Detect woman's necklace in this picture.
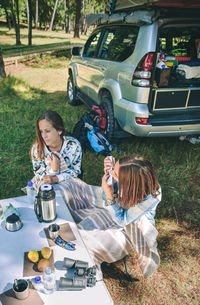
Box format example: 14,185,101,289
49,138,63,152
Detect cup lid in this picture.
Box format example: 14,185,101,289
6,213,20,224
40,184,52,191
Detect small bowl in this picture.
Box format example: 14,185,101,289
5,213,23,232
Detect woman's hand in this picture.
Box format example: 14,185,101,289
42,175,58,184
102,173,114,200
104,156,115,174
48,153,60,172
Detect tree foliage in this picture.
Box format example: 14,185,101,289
0,0,110,45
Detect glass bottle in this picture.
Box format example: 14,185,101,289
42,267,56,294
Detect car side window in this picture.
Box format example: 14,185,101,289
83,31,102,58
99,31,115,59
99,26,139,62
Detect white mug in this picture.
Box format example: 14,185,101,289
13,279,29,300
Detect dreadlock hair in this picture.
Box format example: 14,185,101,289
30,110,66,160
117,154,160,209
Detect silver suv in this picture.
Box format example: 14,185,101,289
67,1,200,139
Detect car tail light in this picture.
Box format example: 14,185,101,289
142,53,154,71
135,117,148,125
132,79,150,87
132,52,154,87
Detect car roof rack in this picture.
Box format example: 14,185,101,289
111,0,200,13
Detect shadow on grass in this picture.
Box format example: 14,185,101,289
1,74,200,230
102,262,130,281
1,57,200,305
101,261,139,283
0,29,71,41
28,34,68,40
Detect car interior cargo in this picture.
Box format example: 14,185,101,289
152,14,200,112
112,0,200,122
68,0,200,138
112,1,200,100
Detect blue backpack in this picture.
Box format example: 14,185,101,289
72,110,113,155
87,127,113,155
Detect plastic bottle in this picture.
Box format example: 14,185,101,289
27,180,35,204
32,276,44,292
42,267,56,294
156,61,167,69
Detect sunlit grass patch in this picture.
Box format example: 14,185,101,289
102,219,200,305
0,53,200,305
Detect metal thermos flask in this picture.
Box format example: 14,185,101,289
34,184,56,222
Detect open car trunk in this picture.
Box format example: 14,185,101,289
150,12,200,114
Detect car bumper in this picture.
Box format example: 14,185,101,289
115,98,200,137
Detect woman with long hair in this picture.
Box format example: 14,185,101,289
102,154,161,226
30,110,82,190
60,154,161,278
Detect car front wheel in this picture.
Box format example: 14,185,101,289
67,74,80,106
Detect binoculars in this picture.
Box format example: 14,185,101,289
59,257,97,290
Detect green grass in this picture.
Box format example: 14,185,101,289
0,75,85,198
1,73,200,225
1,50,200,305
0,23,87,52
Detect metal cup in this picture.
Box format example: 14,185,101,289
48,223,60,240
13,279,29,300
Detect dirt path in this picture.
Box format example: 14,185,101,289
5,60,68,92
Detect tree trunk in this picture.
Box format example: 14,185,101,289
0,50,6,79
26,0,29,26
39,15,42,29
81,0,87,35
82,18,87,35
28,0,32,45
10,0,21,45
35,0,38,29
15,0,21,42
4,7,12,30
48,0,59,31
67,0,70,33
63,0,67,33
1,0,13,29
74,0,82,38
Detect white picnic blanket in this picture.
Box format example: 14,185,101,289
58,178,160,278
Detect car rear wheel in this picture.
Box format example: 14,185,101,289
67,74,81,106
102,97,115,140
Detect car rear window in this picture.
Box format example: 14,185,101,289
158,25,200,59
99,26,139,62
